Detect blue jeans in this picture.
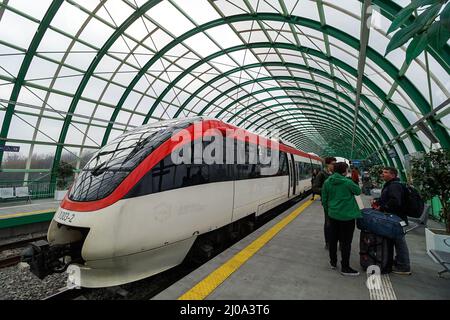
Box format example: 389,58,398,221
393,235,410,270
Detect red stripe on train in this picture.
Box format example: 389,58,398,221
61,119,321,212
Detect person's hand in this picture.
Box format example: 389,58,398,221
371,199,380,210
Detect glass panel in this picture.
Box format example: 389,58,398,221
291,0,320,20
35,118,63,143
28,144,54,170
7,114,35,142
0,9,39,49
51,1,89,36
324,5,360,39
78,19,115,47
148,1,195,37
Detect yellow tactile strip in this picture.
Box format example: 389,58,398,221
0,209,57,220
178,199,314,300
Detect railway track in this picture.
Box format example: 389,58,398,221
43,287,91,300
0,235,47,269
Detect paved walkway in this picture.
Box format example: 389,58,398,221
0,198,59,219
154,195,450,300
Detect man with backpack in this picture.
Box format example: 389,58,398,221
372,167,411,275
313,157,337,250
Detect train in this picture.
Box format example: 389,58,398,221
22,117,322,288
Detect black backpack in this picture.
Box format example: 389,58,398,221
400,183,424,218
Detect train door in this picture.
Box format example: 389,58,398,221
288,154,296,196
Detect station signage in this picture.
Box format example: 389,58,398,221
0,145,20,152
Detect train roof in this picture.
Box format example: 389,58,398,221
125,118,322,162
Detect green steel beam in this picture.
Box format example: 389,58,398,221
240,102,389,154
247,103,376,146
351,0,372,159
259,115,374,157
1,0,446,186
270,120,373,159
283,125,396,168
97,14,448,147
194,63,412,154
0,0,64,163
280,124,373,160
235,91,366,128
51,0,162,187
243,99,355,127
247,96,408,159
188,58,422,155
243,101,373,147
192,47,418,142
230,88,394,153
194,74,415,157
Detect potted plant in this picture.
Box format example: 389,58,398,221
410,149,450,260
54,161,75,201
368,164,384,197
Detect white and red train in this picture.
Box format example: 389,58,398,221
23,117,322,288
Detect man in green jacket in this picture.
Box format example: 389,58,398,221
312,157,336,249
322,162,362,276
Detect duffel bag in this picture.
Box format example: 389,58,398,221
356,208,405,239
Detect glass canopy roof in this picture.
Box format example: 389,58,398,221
0,0,449,183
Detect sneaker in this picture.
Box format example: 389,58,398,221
340,267,360,276
392,266,411,275
330,261,337,270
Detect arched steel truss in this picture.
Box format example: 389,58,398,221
0,0,448,186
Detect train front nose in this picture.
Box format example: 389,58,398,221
22,219,90,279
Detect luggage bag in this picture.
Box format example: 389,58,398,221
357,208,405,239
359,230,394,274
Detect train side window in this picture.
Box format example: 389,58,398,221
187,164,209,185
278,152,289,176
174,161,189,188
235,140,258,180
296,161,301,181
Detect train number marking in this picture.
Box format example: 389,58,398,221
57,210,75,223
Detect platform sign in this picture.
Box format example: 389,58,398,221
350,159,362,168
0,145,20,152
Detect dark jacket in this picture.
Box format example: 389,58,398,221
321,173,362,221
312,170,331,195
378,178,408,222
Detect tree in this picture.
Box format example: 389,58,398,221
368,164,385,188
410,149,450,233
385,0,450,64
55,161,75,190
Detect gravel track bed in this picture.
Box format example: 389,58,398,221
0,264,66,300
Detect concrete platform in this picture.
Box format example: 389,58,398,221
0,198,59,219
153,196,450,300
0,199,58,238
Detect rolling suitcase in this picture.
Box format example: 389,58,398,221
359,230,394,274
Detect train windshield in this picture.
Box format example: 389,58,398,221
68,118,199,202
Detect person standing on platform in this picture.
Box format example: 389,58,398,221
321,162,362,276
351,167,360,185
312,157,337,250
371,167,411,275
361,171,372,195
311,168,318,200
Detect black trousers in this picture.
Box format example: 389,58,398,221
329,217,355,268
324,210,330,244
